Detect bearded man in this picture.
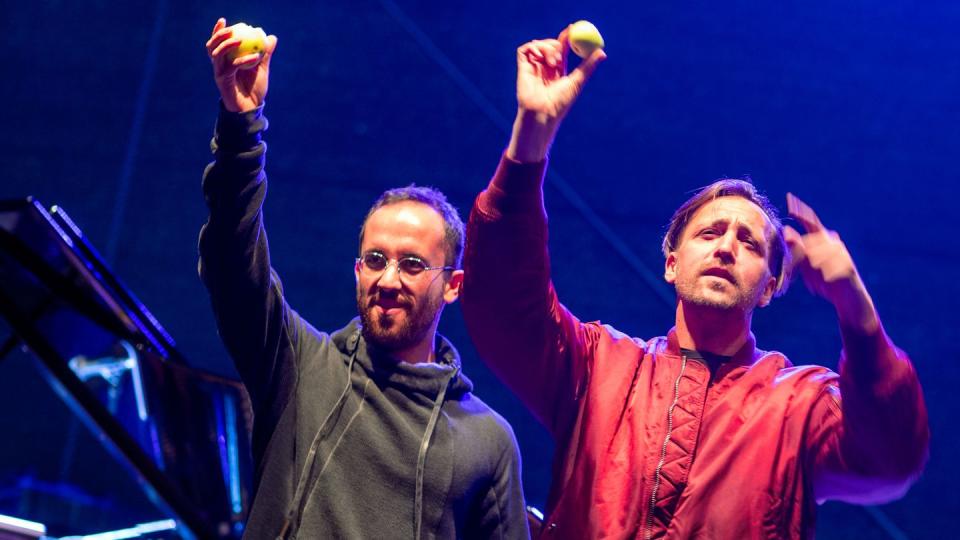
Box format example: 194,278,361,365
460,28,929,538
198,19,528,539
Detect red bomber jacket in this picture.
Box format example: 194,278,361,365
460,156,929,539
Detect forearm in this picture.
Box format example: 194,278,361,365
198,104,294,399
835,320,929,487
201,102,268,218
833,275,927,469
830,270,880,336
791,209,930,500
505,109,561,163
462,155,586,435
199,103,271,296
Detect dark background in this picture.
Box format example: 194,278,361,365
2,1,955,537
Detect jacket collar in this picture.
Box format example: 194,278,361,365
663,326,772,368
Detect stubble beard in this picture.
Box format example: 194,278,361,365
357,288,443,352
675,273,763,314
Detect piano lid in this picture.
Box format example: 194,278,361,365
0,199,253,539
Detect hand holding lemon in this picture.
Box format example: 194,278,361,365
507,21,606,162
205,18,277,112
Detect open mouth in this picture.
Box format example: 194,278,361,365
702,267,736,284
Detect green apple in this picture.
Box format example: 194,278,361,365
228,23,267,69
568,20,604,59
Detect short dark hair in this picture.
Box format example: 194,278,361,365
662,178,789,297
359,185,465,267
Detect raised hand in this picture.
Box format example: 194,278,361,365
506,27,606,163
205,18,278,113
784,193,879,333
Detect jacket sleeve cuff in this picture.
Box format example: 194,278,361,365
478,153,548,218
212,101,268,153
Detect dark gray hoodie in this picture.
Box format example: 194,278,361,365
198,105,529,539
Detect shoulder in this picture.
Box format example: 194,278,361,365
449,393,520,453
581,320,652,352
290,313,335,352
296,318,356,377
760,355,842,412
745,352,839,391
770,357,839,387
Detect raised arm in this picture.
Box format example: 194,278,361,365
785,194,929,503
461,29,605,437
197,19,291,413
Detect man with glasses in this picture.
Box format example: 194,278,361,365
460,29,928,538
198,19,528,539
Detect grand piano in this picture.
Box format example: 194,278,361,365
0,198,254,539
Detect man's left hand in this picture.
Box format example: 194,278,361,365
784,193,880,334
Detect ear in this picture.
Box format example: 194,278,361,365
664,253,678,284
354,259,361,284
443,270,464,304
757,274,777,308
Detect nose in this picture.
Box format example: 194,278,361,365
376,260,403,290
714,231,737,262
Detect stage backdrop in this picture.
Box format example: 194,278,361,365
2,1,955,537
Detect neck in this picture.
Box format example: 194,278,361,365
394,337,436,364
674,301,753,357
393,318,441,364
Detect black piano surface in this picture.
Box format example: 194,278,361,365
0,198,254,539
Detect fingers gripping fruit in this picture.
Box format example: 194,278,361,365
228,23,268,69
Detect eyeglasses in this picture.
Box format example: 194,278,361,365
356,252,455,279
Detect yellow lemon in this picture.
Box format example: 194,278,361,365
568,20,604,59
228,23,267,69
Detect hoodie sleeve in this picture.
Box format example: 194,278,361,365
807,323,929,504
197,103,300,417
471,421,530,540
461,154,596,440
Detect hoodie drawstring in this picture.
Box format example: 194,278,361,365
413,368,457,540
277,349,358,540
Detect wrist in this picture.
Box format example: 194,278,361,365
831,276,880,335
505,109,560,163
214,101,267,151
219,91,260,114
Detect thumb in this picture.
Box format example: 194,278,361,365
558,24,605,91
569,48,606,88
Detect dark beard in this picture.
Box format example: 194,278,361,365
356,290,442,352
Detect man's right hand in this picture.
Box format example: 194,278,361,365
205,18,278,113
506,27,605,163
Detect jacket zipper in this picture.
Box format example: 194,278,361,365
644,355,688,540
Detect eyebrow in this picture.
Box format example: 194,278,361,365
695,218,769,253
691,218,729,232
400,251,428,261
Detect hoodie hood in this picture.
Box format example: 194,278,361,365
332,317,474,399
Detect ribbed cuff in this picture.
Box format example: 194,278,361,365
212,101,268,153
480,153,548,216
